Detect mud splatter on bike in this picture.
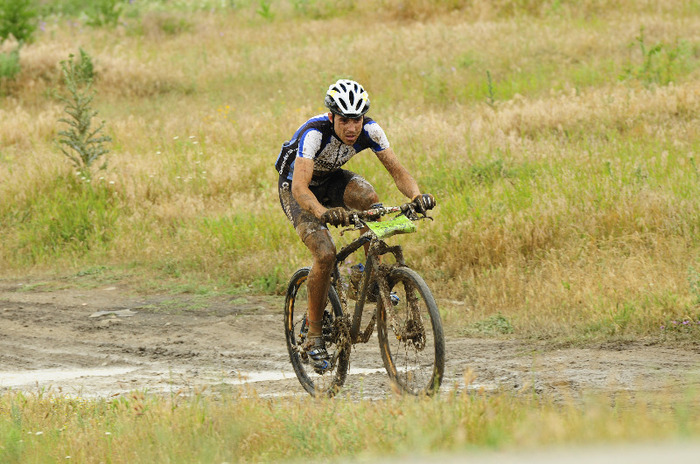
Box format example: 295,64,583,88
283,202,445,397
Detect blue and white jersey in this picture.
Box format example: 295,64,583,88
275,114,390,186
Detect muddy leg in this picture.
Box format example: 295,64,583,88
302,229,337,336
343,176,380,211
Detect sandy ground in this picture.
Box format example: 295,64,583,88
2,278,700,401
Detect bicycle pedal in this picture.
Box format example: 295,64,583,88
313,359,332,374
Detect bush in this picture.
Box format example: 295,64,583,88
0,0,37,43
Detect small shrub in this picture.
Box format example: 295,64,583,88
0,0,37,43
56,49,111,177
0,0,37,87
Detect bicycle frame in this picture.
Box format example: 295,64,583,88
331,217,411,345
283,202,444,397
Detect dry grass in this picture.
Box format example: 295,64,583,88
1,0,699,339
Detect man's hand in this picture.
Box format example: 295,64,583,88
411,194,436,214
321,207,350,227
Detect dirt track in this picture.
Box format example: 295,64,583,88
2,278,700,399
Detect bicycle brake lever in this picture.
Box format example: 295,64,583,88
418,212,434,221
404,205,420,220
404,205,433,221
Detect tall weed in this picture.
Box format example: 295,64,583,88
57,49,111,177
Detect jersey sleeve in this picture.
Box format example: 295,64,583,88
298,129,323,160
364,121,390,152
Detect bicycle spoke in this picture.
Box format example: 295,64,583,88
284,268,350,397
377,267,444,395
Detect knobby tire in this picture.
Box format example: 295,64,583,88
284,267,350,397
377,266,445,395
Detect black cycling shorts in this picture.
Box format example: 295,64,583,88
278,169,363,240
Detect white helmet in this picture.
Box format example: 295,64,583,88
324,79,370,118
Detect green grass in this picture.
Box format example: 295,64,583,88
2,174,121,266
2,386,700,463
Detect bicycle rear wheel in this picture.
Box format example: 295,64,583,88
377,266,445,396
284,267,350,397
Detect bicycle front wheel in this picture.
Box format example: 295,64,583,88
284,267,350,397
377,266,445,396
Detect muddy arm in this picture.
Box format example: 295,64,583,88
291,157,327,219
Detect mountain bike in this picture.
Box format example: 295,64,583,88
283,203,445,397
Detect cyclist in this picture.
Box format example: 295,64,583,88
275,79,435,372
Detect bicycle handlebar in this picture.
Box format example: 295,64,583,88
333,202,432,227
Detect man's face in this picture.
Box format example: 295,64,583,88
331,114,363,145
